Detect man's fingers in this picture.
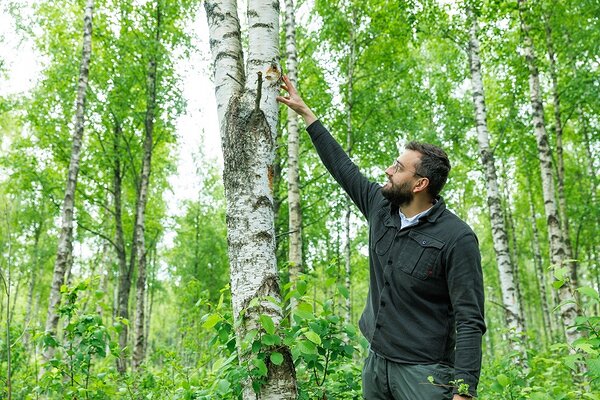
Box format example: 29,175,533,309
276,96,290,105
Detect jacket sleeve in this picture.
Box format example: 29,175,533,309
444,232,486,398
306,120,380,218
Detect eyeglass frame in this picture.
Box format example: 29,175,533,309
391,159,426,178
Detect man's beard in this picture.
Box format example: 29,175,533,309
382,180,414,207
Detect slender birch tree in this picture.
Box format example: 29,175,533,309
284,0,302,312
43,0,94,361
205,0,297,398
517,0,579,344
132,0,161,370
543,16,579,288
466,6,526,358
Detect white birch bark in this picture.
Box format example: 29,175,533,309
467,9,526,357
133,3,160,369
205,0,297,398
527,186,554,342
517,0,580,344
284,0,302,311
544,19,579,287
44,0,94,361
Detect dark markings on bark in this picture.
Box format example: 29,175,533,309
251,23,274,30
223,31,240,40
204,6,224,24
215,50,242,63
254,195,272,210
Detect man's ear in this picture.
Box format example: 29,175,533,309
413,177,430,194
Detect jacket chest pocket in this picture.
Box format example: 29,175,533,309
399,231,444,280
374,227,395,256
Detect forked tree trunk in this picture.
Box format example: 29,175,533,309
132,1,161,370
517,0,579,344
205,0,297,398
467,8,527,360
44,0,94,361
284,0,302,311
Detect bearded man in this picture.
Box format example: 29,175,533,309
277,75,486,400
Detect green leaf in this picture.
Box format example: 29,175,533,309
294,302,314,320
552,280,565,289
297,340,317,355
586,357,600,378
496,374,510,387
304,330,322,345
252,358,268,377
297,280,307,296
563,354,580,371
577,286,600,302
202,314,222,330
259,314,276,335
337,283,349,299
574,341,598,356
270,352,284,365
262,334,281,346
216,379,230,394
554,267,569,281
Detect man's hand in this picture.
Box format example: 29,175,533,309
276,75,317,126
453,395,471,400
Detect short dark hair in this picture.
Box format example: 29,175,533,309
405,141,451,198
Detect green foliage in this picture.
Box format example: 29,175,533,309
39,280,116,399
197,276,363,399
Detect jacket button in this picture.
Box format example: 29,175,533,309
380,301,386,307
387,259,393,265
422,240,427,245
376,323,382,329
384,281,390,286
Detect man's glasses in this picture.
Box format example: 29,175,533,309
391,159,425,178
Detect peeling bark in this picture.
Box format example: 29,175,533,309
205,0,297,398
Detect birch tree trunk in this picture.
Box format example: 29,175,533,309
527,185,553,342
112,118,132,374
132,2,160,369
284,0,302,312
517,0,580,344
44,0,94,361
467,8,526,358
544,18,578,287
205,0,297,398
343,8,356,325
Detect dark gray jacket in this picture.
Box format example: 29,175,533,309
307,120,486,397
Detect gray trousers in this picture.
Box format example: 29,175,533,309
362,351,454,400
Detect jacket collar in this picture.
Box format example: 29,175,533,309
387,196,446,226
